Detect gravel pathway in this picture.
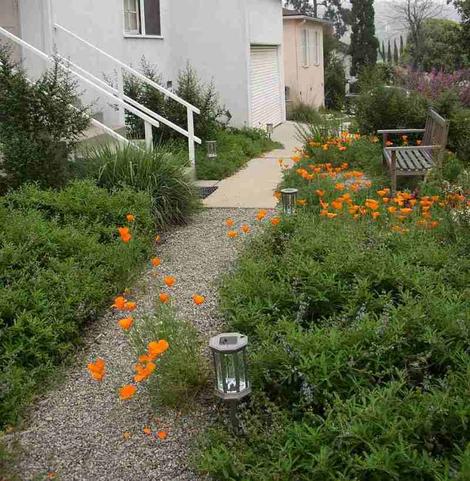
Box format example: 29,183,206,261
11,208,266,481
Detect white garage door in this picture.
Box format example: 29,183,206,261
250,45,283,128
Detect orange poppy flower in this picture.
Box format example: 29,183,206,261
297,199,307,206
387,206,397,214
157,431,168,440
386,140,393,146
118,227,132,243
416,140,422,145
339,146,347,151
164,276,176,287
241,224,251,234
151,257,161,267
400,208,413,215
126,214,135,222
112,296,127,310
148,340,170,358
143,427,152,435
256,209,267,221
365,199,379,211
320,199,329,209
270,217,281,226
382,197,390,204
315,189,325,197
124,301,137,311
377,189,389,197
291,155,301,163
371,212,380,220
326,213,338,219
122,431,132,440
87,358,106,381
119,384,137,400
118,317,134,331
335,183,345,191
225,218,235,228
134,361,156,382
227,230,238,239
371,136,379,143
155,235,161,243
159,293,170,303
331,200,343,210
192,294,205,305
274,191,281,200
429,220,439,229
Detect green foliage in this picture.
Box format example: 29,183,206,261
349,0,379,76
448,108,470,163
196,128,282,180
325,56,346,111
408,18,468,72
356,64,394,93
356,85,428,133
80,145,200,228
0,180,154,427
288,103,322,123
0,47,89,192
129,304,208,409
124,61,226,143
197,143,470,478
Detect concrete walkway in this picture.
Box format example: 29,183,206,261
202,121,301,208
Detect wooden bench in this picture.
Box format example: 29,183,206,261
377,109,449,192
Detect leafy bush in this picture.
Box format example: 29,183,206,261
0,180,154,427
324,56,346,111
288,103,322,123
0,47,89,192
356,85,428,134
197,139,470,480
79,145,200,228
448,108,470,163
129,304,208,409
196,127,282,180
124,61,226,143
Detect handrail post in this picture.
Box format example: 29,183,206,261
187,108,196,174
144,121,153,149
117,66,125,126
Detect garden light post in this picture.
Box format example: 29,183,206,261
281,188,298,215
206,140,217,160
209,333,250,432
266,123,274,139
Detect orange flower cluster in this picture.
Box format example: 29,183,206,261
112,296,137,312
118,226,132,243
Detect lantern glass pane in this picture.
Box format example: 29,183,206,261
214,352,224,392
281,188,298,215
206,141,217,159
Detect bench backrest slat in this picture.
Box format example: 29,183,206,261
422,109,450,161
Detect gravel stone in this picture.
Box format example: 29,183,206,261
10,208,269,481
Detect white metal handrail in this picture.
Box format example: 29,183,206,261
0,26,201,163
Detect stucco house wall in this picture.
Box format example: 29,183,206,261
11,0,284,129
283,17,325,109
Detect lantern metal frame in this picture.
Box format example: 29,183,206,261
209,332,251,401
281,187,298,215
206,140,218,159
266,123,274,139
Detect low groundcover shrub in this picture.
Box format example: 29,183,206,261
197,136,470,480
0,180,154,427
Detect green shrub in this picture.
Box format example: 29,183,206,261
196,127,282,180
80,145,200,228
129,304,208,409
288,103,322,123
0,180,154,427
448,108,470,163
356,85,428,134
124,60,226,143
324,56,346,111
0,47,89,192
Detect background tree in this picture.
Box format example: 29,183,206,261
448,0,470,50
393,39,400,63
400,35,405,55
387,40,392,63
390,0,443,68
380,40,387,61
284,0,351,37
406,18,468,70
349,0,379,76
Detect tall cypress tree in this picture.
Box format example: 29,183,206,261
348,0,379,76
393,39,399,64
380,40,386,61
400,35,404,55
387,40,392,63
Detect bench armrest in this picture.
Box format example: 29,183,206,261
377,129,426,134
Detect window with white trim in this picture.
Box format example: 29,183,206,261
310,30,320,66
123,0,161,36
301,28,309,67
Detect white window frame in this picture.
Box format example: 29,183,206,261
311,30,320,66
123,0,163,39
301,28,310,67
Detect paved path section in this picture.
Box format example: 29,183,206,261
11,208,265,481
203,121,302,208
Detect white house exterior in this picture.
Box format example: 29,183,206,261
0,0,286,134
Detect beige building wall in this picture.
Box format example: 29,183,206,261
0,0,21,61
283,19,325,110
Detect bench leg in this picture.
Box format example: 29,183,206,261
391,172,397,193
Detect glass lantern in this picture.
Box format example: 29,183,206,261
266,123,274,139
206,140,217,159
209,333,251,401
281,188,298,215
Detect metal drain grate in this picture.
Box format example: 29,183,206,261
198,186,218,199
